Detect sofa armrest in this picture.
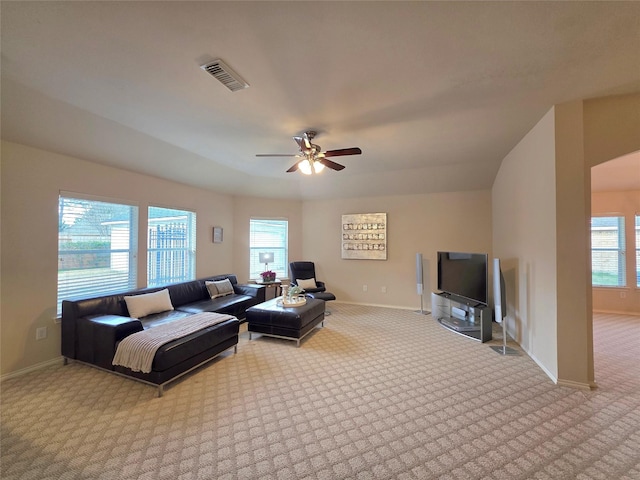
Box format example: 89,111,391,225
234,283,266,303
79,315,143,370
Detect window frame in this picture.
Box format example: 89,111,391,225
591,215,626,288
633,213,640,288
147,205,197,288
57,193,138,314
249,218,289,280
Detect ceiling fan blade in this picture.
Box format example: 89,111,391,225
318,158,345,171
323,147,362,157
256,154,299,157
286,161,300,173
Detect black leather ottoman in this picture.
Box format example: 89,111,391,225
246,297,325,347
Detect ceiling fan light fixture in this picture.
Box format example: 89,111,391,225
299,159,325,175
299,159,313,175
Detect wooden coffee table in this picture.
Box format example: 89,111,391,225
245,297,325,347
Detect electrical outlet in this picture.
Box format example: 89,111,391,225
381,286,387,293
620,291,626,299
36,327,47,340
363,284,368,292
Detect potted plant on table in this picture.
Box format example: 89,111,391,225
260,270,277,283
282,284,305,305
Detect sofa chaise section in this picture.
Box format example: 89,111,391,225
61,274,265,395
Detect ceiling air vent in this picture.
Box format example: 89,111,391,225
200,59,249,92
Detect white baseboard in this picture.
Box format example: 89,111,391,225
1,357,64,382
557,378,598,391
504,332,559,386
526,350,558,385
334,300,424,312
593,309,640,316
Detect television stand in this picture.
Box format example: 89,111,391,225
431,292,492,342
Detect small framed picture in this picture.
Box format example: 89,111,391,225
212,226,223,243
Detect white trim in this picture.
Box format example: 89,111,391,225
1,357,64,382
557,378,598,391
526,349,559,385
333,300,418,311
593,309,640,316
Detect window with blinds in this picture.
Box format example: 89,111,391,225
636,215,640,288
57,195,138,314
147,206,196,287
249,218,288,280
591,215,626,287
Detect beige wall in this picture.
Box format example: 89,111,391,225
492,108,559,380
1,141,237,376
591,190,640,314
301,192,492,309
584,93,640,168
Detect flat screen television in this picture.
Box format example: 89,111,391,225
437,251,488,306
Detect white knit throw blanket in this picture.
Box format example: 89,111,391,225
112,312,235,373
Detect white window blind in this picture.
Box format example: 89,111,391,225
591,215,626,287
147,206,196,287
249,218,288,279
57,195,138,314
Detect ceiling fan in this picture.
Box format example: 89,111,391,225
256,131,362,174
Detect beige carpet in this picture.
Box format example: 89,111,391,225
1,305,639,479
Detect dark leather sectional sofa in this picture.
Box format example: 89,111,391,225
61,274,265,396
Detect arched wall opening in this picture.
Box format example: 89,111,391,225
590,150,640,315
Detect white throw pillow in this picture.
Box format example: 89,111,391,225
296,278,317,290
125,289,174,319
211,278,234,298
205,281,219,298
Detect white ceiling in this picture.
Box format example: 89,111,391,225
2,1,639,200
